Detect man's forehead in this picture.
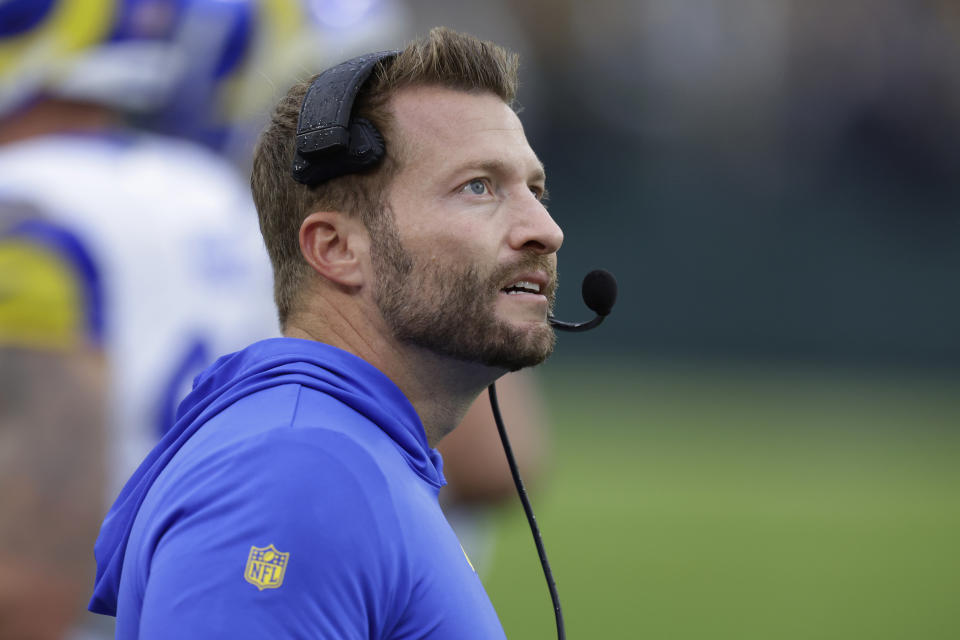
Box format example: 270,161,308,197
387,86,541,176
389,85,519,128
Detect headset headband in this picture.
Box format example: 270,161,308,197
291,50,398,185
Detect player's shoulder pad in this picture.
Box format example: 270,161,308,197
0,216,103,350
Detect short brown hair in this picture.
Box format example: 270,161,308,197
251,27,520,327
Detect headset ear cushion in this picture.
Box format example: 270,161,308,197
347,118,385,167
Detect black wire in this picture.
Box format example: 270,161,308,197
487,382,565,640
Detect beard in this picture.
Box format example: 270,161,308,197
369,210,557,372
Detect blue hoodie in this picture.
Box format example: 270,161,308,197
90,338,506,639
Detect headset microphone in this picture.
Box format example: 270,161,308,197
489,267,617,640
549,269,618,332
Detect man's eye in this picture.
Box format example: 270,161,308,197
465,179,488,195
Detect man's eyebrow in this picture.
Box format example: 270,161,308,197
452,159,547,185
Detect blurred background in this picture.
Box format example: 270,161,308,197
3,0,958,638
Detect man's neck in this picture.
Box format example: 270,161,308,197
285,313,504,448
383,344,503,447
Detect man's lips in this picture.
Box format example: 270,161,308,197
501,280,542,295
499,272,552,297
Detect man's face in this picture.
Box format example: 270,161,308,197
370,86,564,371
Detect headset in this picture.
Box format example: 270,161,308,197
293,51,618,640
291,50,397,186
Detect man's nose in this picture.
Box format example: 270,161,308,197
508,194,564,255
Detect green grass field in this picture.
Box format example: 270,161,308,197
483,360,960,639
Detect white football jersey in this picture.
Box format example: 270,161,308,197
0,132,279,497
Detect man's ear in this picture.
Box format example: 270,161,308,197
298,210,368,288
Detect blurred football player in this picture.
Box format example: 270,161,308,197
0,0,304,635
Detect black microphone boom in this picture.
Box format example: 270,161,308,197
489,268,617,640
549,269,618,332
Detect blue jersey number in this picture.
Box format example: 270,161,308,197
155,337,210,437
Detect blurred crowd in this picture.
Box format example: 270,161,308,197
416,0,960,366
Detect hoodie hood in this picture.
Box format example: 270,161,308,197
89,337,442,615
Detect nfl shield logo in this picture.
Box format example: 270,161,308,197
244,544,289,591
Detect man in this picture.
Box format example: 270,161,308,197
90,27,562,637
